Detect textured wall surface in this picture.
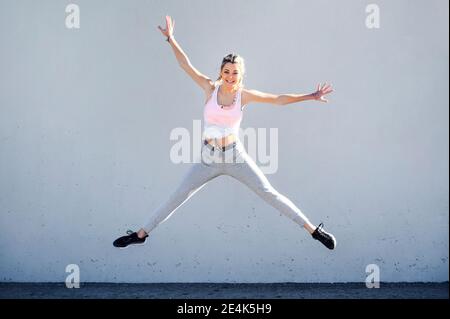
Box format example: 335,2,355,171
0,0,448,283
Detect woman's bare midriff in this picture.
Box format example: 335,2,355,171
205,134,237,148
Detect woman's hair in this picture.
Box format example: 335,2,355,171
216,53,245,88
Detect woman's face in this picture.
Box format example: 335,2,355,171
220,62,242,89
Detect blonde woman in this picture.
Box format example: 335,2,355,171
114,16,336,250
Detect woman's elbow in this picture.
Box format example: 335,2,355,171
178,56,191,69
178,60,189,70
274,96,286,105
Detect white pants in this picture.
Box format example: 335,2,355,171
143,140,311,233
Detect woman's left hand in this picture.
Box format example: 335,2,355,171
312,83,334,102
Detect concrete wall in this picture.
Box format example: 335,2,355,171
0,0,448,283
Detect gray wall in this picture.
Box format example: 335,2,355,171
0,0,448,283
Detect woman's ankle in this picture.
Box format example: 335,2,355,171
137,229,148,239
303,223,316,235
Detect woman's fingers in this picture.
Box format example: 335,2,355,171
320,83,333,93
157,25,168,36
157,25,166,35
314,82,334,100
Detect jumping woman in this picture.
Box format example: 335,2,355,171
113,16,336,250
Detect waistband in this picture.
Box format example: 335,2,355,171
203,139,237,152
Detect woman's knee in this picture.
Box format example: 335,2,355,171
256,185,279,199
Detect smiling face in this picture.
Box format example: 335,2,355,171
220,62,242,89
218,54,246,90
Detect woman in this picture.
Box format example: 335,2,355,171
113,16,336,250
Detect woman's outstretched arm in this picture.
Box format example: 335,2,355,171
243,83,334,106
157,16,214,92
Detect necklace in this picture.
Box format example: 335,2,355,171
218,87,238,109
220,95,237,109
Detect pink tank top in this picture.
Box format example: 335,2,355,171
203,84,243,139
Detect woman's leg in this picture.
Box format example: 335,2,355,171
141,161,221,235
226,150,314,231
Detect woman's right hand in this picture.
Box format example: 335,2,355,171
158,15,175,39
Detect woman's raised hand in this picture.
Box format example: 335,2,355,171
158,15,175,39
312,83,334,103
